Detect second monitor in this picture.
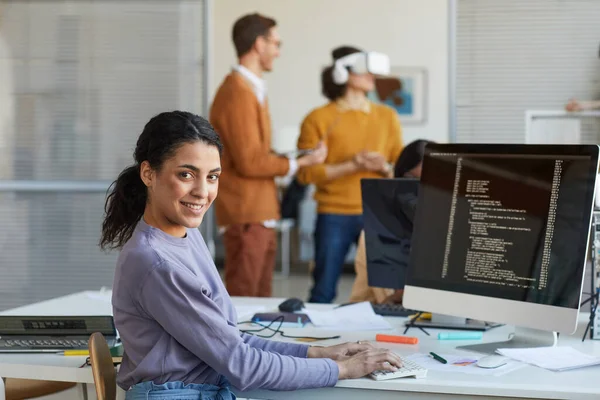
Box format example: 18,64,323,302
403,143,599,351
361,177,419,291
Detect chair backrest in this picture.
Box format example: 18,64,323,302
88,332,117,400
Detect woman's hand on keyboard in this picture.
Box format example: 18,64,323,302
307,341,374,360
335,349,403,380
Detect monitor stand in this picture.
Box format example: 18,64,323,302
457,327,558,355
432,313,466,325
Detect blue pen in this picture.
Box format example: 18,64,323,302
438,332,483,340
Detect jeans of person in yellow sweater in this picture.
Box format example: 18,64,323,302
310,213,363,303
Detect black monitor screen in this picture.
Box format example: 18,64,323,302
361,178,419,290
407,144,598,309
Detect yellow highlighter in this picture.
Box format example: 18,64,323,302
419,312,432,320
408,312,432,321
60,349,89,356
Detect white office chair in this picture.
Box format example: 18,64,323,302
275,219,295,277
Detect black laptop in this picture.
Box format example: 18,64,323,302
0,315,117,352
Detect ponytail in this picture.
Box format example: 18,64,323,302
100,165,147,250
321,65,346,101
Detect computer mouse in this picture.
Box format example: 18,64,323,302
278,298,305,313
476,355,509,369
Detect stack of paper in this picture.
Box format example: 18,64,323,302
303,302,392,331
496,346,600,371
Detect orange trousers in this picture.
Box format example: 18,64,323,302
223,223,276,297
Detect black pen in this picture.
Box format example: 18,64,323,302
430,352,447,364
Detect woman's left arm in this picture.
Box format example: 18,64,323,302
240,333,309,358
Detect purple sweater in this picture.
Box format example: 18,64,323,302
112,219,339,391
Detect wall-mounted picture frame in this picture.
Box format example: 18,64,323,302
368,67,428,124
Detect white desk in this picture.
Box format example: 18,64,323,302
1,291,600,400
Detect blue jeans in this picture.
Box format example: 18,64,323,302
309,213,363,303
125,379,236,400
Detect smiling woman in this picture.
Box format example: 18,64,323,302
139,140,221,238
100,111,402,399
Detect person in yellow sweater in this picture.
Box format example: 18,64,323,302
296,46,403,303
349,139,432,305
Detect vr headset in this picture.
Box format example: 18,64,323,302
332,51,390,85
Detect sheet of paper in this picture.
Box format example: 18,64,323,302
405,353,525,377
303,302,392,331
496,346,600,371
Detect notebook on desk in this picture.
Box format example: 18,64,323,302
0,315,118,353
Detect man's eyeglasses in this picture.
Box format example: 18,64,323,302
262,35,282,49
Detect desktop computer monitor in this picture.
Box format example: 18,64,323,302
360,178,419,289
403,144,599,351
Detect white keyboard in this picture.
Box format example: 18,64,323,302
369,357,428,380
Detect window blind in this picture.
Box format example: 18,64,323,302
454,0,600,143
0,0,207,310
